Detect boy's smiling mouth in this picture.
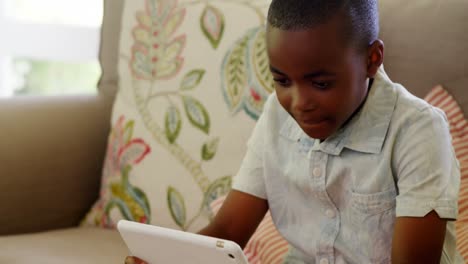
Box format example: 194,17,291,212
296,117,331,131
295,114,329,125
300,118,327,124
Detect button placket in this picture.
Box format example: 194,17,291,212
313,153,339,264
310,152,326,195
308,146,322,198
325,209,336,219
313,167,322,177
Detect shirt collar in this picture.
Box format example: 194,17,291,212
279,67,398,155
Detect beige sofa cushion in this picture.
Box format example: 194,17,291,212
379,0,468,115
0,95,112,235
0,228,127,263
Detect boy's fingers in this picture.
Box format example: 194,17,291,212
124,256,135,264
125,256,147,264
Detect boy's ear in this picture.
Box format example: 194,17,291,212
367,39,384,78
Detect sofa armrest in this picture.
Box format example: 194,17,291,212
0,94,112,235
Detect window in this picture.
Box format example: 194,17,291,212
0,0,103,97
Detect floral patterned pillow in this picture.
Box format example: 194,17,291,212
83,0,273,232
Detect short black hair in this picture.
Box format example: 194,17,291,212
267,0,379,51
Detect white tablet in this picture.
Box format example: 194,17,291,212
118,220,250,264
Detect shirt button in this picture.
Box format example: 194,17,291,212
325,209,336,219
313,167,322,177
429,201,437,208
320,258,329,264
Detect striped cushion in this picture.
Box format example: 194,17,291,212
424,85,468,260
210,197,289,264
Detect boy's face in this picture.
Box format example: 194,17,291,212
266,15,379,140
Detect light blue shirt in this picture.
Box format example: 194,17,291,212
233,68,463,264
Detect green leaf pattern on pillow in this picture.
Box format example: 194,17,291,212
201,137,220,161
130,0,272,230
91,0,273,230
182,95,211,134
180,69,206,91
200,5,225,49
167,186,187,229
164,105,182,143
221,26,274,120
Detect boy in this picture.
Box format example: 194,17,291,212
127,0,462,263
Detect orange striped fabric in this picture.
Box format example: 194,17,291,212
210,197,289,264
424,85,468,261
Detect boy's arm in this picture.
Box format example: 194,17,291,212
391,210,447,264
198,189,269,248
390,107,460,264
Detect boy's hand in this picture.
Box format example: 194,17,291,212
124,256,147,264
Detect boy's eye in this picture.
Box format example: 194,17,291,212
313,81,330,90
273,78,291,87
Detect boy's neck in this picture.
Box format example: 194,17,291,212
320,78,374,143
343,78,373,125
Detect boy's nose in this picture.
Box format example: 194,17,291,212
292,86,316,112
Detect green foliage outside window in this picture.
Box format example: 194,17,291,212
13,59,101,95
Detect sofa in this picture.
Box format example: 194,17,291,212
0,0,467,263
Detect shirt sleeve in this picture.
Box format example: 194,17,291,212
231,98,273,200
394,106,460,219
